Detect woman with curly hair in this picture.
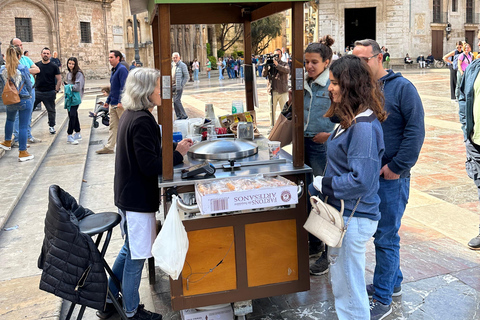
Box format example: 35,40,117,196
310,54,387,320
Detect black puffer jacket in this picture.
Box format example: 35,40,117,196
38,185,107,310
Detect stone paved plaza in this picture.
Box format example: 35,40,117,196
0,67,478,320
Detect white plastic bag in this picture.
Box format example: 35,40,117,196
151,195,189,280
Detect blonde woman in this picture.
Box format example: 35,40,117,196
0,46,34,161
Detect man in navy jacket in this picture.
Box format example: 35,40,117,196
353,39,425,320
97,50,128,154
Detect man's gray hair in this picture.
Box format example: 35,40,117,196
122,68,160,111
354,39,382,54
172,52,180,58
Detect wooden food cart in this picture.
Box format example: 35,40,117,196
130,0,310,311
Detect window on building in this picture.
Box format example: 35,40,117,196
452,0,458,12
80,22,91,43
466,0,474,23
15,18,33,42
433,0,441,23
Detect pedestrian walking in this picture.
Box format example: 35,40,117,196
10,37,41,146
217,57,224,80
96,67,192,320
310,54,387,320
171,52,189,120
457,42,474,100
193,59,199,81
382,48,390,69
353,39,425,320
443,41,463,101
205,60,211,79
0,46,34,162
96,50,128,154
34,47,61,134
64,57,85,145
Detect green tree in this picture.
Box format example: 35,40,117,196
252,14,283,55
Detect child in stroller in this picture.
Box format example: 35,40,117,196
89,101,110,128
89,87,110,128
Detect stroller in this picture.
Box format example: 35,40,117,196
89,101,110,128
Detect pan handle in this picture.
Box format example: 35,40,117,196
176,196,200,214
297,180,304,198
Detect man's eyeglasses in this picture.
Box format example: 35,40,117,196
360,53,379,62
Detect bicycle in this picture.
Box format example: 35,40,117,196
434,59,446,68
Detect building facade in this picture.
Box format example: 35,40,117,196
0,0,129,79
316,0,480,61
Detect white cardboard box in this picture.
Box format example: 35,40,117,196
195,176,298,215
180,305,235,320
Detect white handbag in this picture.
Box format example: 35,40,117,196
303,196,360,248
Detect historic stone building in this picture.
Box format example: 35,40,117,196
316,0,480,62
0,0,129,78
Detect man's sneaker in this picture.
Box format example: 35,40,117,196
49,126,56,134
28,137,42,143
67,135,79,145
73,132,82,141
309,256,329,276
367,284,402,298
130,305,162,320
11,141,30,148
96,146,114,154
370,300,392,320
0,140,12,150
18,150,34,162
468,234,480,250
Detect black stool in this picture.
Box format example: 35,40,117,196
65,212,127,320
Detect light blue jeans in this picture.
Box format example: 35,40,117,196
329,216,378,320
194,69,199,80
5,99,32,151
108,218,145,316
13,89,35,141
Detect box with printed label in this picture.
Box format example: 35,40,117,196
195,176,298,215
180,305,235,320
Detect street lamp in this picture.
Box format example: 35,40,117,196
133,14,142,66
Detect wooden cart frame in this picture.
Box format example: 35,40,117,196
129,0,309,311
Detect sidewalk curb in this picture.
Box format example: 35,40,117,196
0,96,67,230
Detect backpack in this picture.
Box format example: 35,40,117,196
452,52,461,71
2,78,23,105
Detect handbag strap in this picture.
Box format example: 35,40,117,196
344,197,361,231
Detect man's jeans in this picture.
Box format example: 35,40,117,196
373,177,410,305
34,90,57,127
5,100,32,151
330,217,378,320
174,88,188,119
108,219,144,316
13,89,35,141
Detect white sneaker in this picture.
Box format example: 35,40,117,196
28,137,42,143
73,132,82,141
67,135,79,145
49,126,56,134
